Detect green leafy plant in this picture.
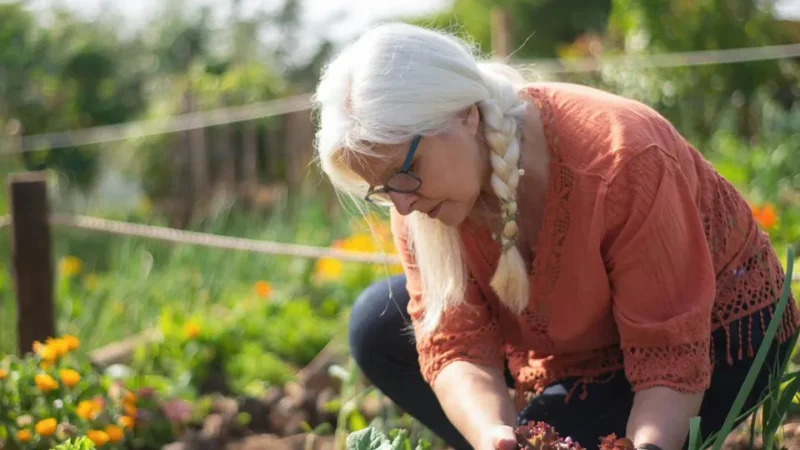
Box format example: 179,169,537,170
0,336,179,450
346,427,431,450
50,437,96,450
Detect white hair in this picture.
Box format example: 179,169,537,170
312,22,530,336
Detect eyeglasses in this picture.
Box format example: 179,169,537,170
364,135,423,204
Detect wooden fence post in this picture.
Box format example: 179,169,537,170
9,172,55,356
491,8,512,58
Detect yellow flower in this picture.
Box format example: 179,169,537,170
76,399,102,420
87,430,110,447
183,323,200,339
118,415,135,430
46,337,70,358
63,335,80,351
17,429,31,442
39,343,58,364
35,418,57,436
84,273,98,291
59,369,81,387
105,425,124,443
0,369,7,380
34,373,59,392
60,256,83,277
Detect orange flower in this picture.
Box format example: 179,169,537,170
63,335,80,351
105,425,124,443
123,391,137,405
123,403,137,417
17,429,31,442
47,337,70,358
76,399,102,420
87,429,110,447
183,323,200,339
59,369,81,387
254,280,272,298
34,373,59,392
751,202,778,229
35,418,57,436
0,369,7,380
118,415,135,430
39,344,58,364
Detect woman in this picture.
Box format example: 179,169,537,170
312,23,798,450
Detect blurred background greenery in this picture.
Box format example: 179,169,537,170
0,1,798,446
0,0,798,368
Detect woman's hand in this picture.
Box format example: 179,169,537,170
477,424,519,450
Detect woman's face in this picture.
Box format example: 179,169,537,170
345,105,489,227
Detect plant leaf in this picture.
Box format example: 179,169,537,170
346,427,391,450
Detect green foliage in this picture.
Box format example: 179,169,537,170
409,0,611,58
50,437,96,450
346,427,431,450
0,336,178,450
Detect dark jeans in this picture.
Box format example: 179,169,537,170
348,275,794,450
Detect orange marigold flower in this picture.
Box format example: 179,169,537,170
254,280,272,298
123,402,137,417
105,425,124,443
0,369,7,380
63,335,80,351
753,202,778,229
39,344,58,364
46,337,70,358
87,430,110,447
59,369,81,387
35,418,57,436
76,399,102,420
17,429,32,442
34,373,59,392
118,415,135,430
123,390,137,405
183,323,200,339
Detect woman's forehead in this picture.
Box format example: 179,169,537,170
341,143,407,183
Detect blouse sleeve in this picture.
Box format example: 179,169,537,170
390,211,505,387
602,145,716,393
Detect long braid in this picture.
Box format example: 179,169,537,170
478,82,529,313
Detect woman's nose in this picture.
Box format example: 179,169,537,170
388,191,418,216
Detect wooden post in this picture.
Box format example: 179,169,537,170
9,172,55,356
187,90,209,203
491,8,512,58
241,120,258,190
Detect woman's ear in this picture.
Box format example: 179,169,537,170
464,104,481,136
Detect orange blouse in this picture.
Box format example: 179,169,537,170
390,82,798,406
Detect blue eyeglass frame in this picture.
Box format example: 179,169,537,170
364,135,423,203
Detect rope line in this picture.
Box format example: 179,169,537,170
0,214,796,279
1,94,313,154
41,214,399,264
2,42,799,154
519,42,800,74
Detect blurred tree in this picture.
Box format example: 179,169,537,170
0,2,149,191
408,0,612,58
603,0,798,142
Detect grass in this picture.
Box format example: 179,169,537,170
0,195,366,354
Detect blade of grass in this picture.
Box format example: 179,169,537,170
762,370,800,449
711,248,795,450
687,416,702,450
